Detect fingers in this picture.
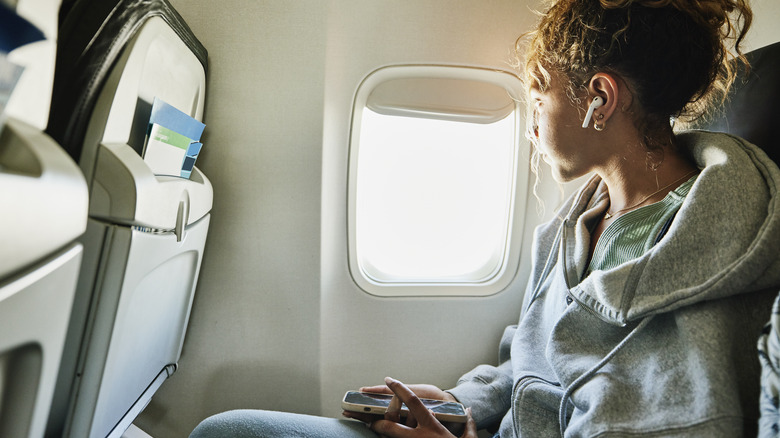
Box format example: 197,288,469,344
344,410,411,438
384,394,402,423
342,410,382,424
462,408,478,438
361,383,454,403
405,411,418,429
360,377,462,438
383,377,438,428
370,419,412,438
359,385,393,395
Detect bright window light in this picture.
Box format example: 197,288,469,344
355,109,516,283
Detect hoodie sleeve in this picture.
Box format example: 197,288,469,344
758,292,780,438
446,324,515,430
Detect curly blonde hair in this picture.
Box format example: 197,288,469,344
519,0,752,140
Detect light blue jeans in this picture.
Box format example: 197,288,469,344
189,410,379,438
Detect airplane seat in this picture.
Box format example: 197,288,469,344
0,1,89,438
695,40,780,162
694,41,780,436
43,1,212,437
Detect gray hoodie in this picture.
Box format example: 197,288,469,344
448,131,780,437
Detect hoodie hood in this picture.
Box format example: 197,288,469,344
567,131,780,326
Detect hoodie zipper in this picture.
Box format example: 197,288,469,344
565,291,627,327
524,222,564,312
560,224,627,327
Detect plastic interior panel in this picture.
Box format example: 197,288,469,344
89,141,213,230
68,215,210,438
45,218,110,437
368,77,516,123
106,368,168,438
0,118,88,278
0,344,42,438
0,245,83,438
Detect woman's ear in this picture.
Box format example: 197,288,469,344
587,73,621,124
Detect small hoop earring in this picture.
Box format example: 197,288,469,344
594,122,605,131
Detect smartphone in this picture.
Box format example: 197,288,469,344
341,391,467,423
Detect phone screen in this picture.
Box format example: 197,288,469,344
343,391,466,416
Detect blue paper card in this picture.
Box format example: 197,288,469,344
143,98,207,179
180,142,203,178
148,97,205,141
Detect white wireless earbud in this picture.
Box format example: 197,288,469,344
582,96,604,128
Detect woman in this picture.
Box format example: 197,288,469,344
191,0,780,436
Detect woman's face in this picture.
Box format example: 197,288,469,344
529,75,602,182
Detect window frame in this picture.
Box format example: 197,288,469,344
347,65,529,297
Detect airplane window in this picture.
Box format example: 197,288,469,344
348,66,527,296
356,110,514,281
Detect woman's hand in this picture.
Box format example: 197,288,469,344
358,382,458,404
343,380,461,428
366,377,478,438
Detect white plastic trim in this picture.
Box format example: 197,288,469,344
347,65,529,297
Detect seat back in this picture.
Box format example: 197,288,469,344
43,1,211,437
696,41,780,163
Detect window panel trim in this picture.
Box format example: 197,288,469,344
347,64,529,297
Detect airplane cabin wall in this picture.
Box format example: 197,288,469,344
135,0,780,437
317,0,543,421
746,0,780,51
136,1,329,435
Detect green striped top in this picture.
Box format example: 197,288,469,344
586,175,698,275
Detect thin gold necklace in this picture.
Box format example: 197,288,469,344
604,169,698,220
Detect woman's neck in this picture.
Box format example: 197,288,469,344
598,141,697,218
